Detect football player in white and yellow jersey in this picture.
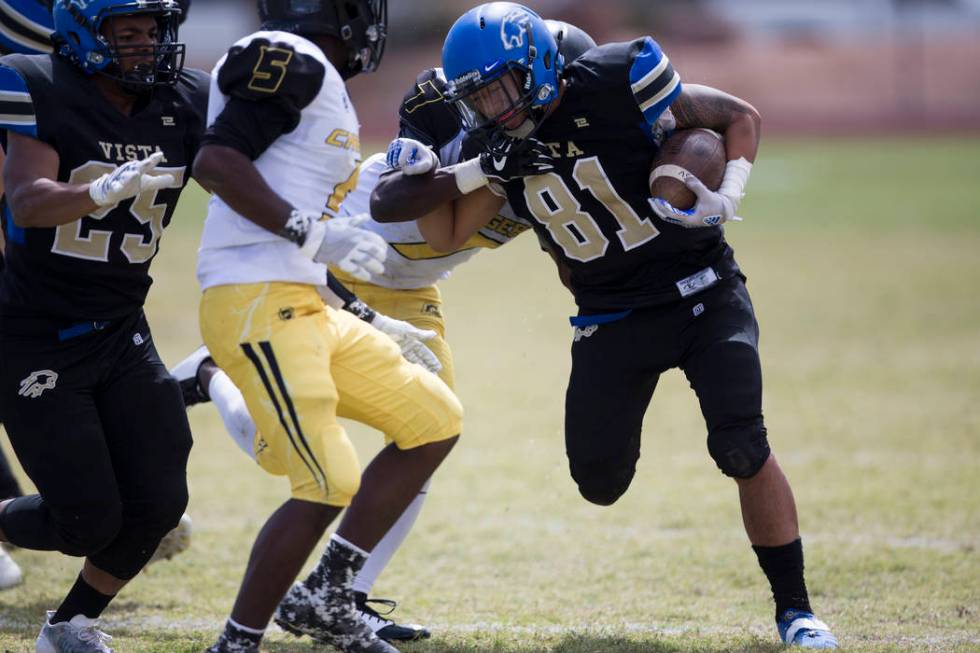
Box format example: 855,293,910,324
169,21,595,645
189,2,461,652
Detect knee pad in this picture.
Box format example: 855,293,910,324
57,503,122,557
707,421,771,479
571,460,637,506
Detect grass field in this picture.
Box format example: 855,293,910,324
1,137,979,652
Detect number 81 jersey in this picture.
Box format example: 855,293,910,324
0,53,209,322
496,38,741,311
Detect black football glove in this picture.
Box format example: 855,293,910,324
478,132,555,183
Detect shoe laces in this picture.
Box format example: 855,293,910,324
76,623,112,648
358,596,398,618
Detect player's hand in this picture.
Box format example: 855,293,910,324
301,215,388,281
386,137,439,176
369,312,442,374
650,174,742,229
479,132,554,183
88,151,175,207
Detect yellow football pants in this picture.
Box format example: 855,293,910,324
200,282,462,507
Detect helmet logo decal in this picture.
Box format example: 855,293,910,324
500,9,529,50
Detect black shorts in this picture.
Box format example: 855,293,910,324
0,310,192,572
564,276,765,501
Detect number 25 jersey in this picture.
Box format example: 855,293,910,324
0,53,209,323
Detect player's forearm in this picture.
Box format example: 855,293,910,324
370,167,463,223
671,84,762,163
7,178,100,228
193,145,293,233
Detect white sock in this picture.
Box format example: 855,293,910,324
352,479,430,596
208,371,257,460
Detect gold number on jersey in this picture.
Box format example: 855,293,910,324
52,161,186,264
248,46,293,94
52,162,117,261
121,166,186,263
524,172,608,262
325,166,361,215
522,156,660,262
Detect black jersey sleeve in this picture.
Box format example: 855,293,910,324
202,37,326,159
397,67,462,150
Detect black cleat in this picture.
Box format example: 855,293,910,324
274,582,399,653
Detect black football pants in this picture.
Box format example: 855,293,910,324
565,277,771,506
0,310,192,580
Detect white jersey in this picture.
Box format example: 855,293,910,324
335,151,531,290
197,31,361,290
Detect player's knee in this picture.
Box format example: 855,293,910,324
57,503,123,557
571,461,637,506
145,481,189,535
320,426,362,506
707,421,771,479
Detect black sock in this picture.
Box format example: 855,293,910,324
52,574,115,623
752,538,812,618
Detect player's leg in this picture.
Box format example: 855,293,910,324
86,314,193,583
680,278,837,648
564,310,668,506
278,308,461,645
0,333,130,649
201,283,395,653
339,281,452,640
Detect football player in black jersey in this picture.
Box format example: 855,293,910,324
0,0,208,649
371,2,838,649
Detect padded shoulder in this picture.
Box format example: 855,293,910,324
216,31,327,112
397,67,462,150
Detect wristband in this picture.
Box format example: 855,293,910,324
452,158,489,194
717,157,753,210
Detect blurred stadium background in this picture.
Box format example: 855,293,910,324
1,1,978,651
182,0,980,136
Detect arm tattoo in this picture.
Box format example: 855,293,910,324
670,84,754,132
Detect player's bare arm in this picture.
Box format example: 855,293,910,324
2,132,97,227
4,131,173,228
415,185,505,252
193,144,293,234
670,84,762,163
370,166,463,223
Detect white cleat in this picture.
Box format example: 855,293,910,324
0,545,23,590
36,611,113,653
147,513,192,566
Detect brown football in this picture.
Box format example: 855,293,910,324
650,129,727,211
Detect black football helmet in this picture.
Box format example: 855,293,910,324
258,0,387,79
545,19,597,65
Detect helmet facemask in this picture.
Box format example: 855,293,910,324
55,0,186,91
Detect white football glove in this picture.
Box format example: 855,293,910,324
386,137,439,176
291,211,388,282
370,312,442,374
88,151,175,207
649,171,742,229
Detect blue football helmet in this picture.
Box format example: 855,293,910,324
52,0,185,87
442,2,563,139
